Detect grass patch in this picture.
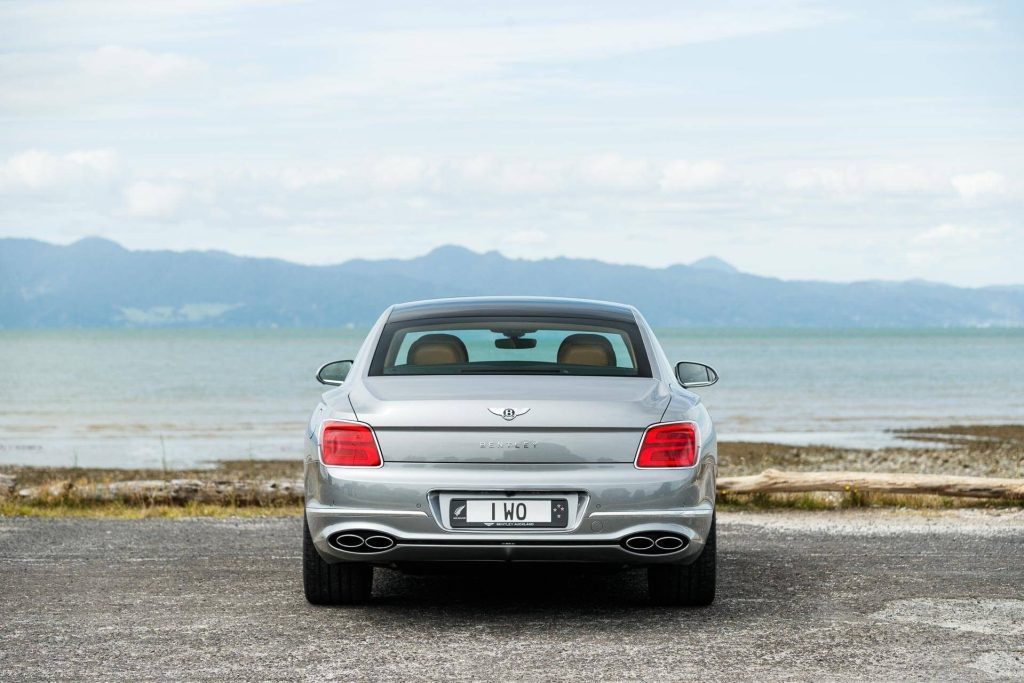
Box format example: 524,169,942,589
719,491,836,511
0,499,303,519
718,490,1023,511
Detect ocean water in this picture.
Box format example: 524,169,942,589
0,328,1021,468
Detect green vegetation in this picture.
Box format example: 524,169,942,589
718,490,1022,511
0,499,302,519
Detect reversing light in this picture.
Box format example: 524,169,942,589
635,422,699,468
321,422,382,467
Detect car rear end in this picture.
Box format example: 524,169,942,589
303,299,717,605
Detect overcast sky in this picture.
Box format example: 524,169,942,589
1,1,1022,286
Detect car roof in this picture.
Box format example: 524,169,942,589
387,296,638,323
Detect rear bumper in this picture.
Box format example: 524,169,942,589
305,459,716,565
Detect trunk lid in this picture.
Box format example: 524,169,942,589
348,375,669,463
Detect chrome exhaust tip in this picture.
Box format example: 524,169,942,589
330,530,397,553
624,536,655,551
364,535,396,551
654,536,685,551
333,533,365,550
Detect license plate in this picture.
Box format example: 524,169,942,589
449,498,569,528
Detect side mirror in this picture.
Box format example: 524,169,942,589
316,360,354,386
675,361,719,388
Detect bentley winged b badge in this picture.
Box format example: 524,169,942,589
488,407,531,421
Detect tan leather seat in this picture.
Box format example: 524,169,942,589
407,333,469,365
557,334,616,367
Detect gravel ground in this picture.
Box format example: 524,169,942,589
1,511,1022,682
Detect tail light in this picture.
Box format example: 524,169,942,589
320,422,382,467
635,422,699,468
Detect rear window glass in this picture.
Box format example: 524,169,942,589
370,317,650,377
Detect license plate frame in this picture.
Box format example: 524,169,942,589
449,497,570,528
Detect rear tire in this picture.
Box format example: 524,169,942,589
647,513,716,607
303,515,373,605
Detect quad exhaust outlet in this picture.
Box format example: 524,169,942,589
622,533,688,555
328,530,397,553
624,536,655,551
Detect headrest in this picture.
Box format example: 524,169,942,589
408,333,469,366
557,333,615,367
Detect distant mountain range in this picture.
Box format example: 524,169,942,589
1,237,1022,328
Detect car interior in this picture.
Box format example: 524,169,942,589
556,333,616,366
376,319,644,377
407,333,470,365
404,331,617,367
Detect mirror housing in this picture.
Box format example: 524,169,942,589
316,360,354,386
495,337,537,349
675,361,719,388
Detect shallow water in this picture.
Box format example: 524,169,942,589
0,328,1021,468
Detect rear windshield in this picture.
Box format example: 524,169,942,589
370,317,651,377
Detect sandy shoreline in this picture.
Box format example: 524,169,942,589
718,424,1024,478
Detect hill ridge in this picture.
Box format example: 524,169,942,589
1,237,1021,328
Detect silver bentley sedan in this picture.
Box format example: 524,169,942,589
303,297,719,606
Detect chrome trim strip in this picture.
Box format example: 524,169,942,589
589,508,713,518
305,507,428,517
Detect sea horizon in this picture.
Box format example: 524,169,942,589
1,326,1022,469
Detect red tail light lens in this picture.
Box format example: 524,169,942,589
636,422,699,468
321,422,382,467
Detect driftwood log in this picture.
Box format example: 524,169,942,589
717,469,1024,500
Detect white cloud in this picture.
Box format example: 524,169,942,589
492,161,569,194
65,150,118,174
915,5,996,30
501,229,549,246
123,181,185,218
951,171,1007,200
580,154,650,190
269,157,564,195
784,164,939,197
285,223,333,237
659,160,726,192
907,223,986,268
456,157,570,195
274,166,350,191
1,45,207,112
913,223,981,244
257,5,841,104
865,165,935,193
368,156,434,191
0,149,116,189
80,45,206,83
269,158,443,193
785,167,847,194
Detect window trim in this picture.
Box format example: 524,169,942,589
368,315,653,378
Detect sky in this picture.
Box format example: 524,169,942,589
1,1,1022,286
